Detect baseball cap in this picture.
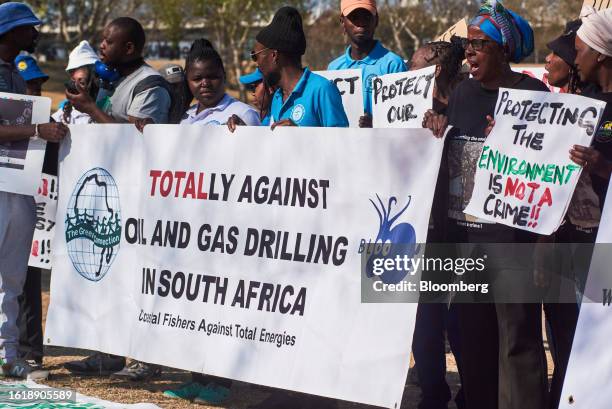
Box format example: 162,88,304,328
547,20,582,68
66,40,99,71
158,64,185,84
341,0,377,17
0,2,42,37
15,55,48,82
239,69,263,85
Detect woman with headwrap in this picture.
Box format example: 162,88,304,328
542,18,605,409
423,1,550,409
571,7,612,198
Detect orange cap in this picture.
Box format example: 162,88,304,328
341,0,377,17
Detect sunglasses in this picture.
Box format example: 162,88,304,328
250,47,270,62
463,38,496,51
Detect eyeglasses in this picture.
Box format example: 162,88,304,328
463,38,496,51
250,47,270,62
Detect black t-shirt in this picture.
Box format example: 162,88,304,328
590,92,612,207
444,75,549,242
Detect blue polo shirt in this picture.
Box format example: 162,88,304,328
328,41,407,115
270,68,348,127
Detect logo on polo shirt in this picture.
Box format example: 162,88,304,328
291,104,305,123
365,73,377,92
595,121,612,143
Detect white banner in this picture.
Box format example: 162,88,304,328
371,66,436,128
0,92,49,196
560,179,612,408
512,66,561,93
315,69,364,128
28,173,58,268
464,88,606,235
46,124,444,408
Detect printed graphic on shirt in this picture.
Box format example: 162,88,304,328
0,98,33,170
447,130,493,224
595,121,612,144
291,104,306,123
567,172,601,228
365,73,377,92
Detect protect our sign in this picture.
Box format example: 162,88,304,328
371,65,436,128
0,92,49,196
464,88,606,235
315,69,364,128
45,124,444,408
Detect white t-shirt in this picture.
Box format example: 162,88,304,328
180,94,260,126
52,107,92,124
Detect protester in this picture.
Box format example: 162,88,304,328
226,69,275,132
15,55,48,96
410,37,466,409
253,6,348,129
66,17,171,126
570,7,612,191
180,39,259,126
52,41,99,124
160,39,260,405
239,7,346,409
242,68,273,124
542,19,601,409
63,16,170,381
13,54,51,372
0,1,67,380
423,1,550,408
327,0,406,127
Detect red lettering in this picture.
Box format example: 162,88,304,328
537,188,553,207
505,177,519,197
160,171,173,197
515,183,525,200
174,171,187,197
526,182,540,204
197,172,208,200
184,173,196,198
149,170,162,196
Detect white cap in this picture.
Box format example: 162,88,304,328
66,40,99,71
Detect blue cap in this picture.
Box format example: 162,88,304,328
15,55,48,82
239,68,263,85
0,2,42,37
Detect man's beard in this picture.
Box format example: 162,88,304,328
264,71,281,88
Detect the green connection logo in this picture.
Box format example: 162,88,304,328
65,168,121,282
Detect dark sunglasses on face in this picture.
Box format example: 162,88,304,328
250,48,270,62
463,38,496,51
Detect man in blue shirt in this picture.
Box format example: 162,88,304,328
328,0,407,127
252,6,348,129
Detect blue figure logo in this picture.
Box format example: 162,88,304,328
366,194,419,284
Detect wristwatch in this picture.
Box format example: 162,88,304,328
33,123,39,138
